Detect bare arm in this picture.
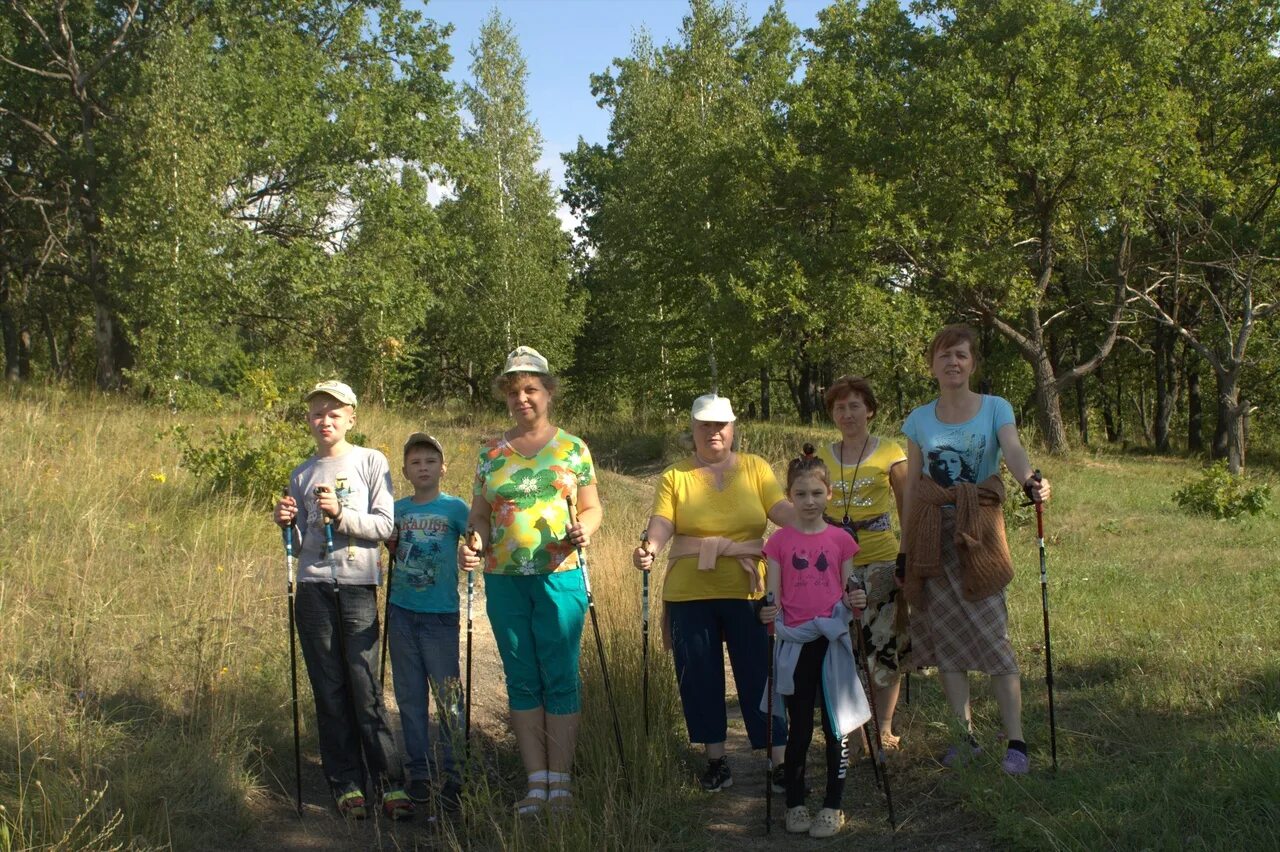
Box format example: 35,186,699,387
901,440,923,545
633,515,675,570
566,482,603,546
766,499,797,529
997,423,1052,503
888,459,907,552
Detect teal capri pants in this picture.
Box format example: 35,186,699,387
485,569,589,715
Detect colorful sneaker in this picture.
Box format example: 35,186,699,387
335,789,367,820
941,742,982,768
699,757,733,792
770,762,786,793
381,788,415,821
785,805,812,833
1001,747,1031,775
809,807,845,838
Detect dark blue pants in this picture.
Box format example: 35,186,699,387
668,598,786,748
295,582,402,796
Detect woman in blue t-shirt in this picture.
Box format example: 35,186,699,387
900,324,1051,776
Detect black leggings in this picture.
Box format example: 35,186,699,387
782,637,850,809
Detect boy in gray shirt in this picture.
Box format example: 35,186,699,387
274,380,412,820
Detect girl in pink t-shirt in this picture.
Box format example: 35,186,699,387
759,447,866,837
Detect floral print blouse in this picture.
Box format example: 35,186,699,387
472,428,596,576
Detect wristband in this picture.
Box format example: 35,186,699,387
895,552,907,581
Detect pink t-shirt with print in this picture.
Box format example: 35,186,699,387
763,525,860,627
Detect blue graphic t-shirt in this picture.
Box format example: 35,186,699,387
391,493,470,613
902,395,1016,487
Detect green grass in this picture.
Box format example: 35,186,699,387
1,389,1278,849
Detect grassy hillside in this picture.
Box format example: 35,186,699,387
2,390,1277,850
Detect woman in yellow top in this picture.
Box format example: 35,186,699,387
815,375,910,748
632,394,794,793
459,346,602,814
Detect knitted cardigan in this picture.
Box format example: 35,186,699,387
903,475,1013,605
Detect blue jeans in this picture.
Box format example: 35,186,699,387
668,598,787,749
295,582,402,795
388,604,461,781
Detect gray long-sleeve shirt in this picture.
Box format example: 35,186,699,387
287,446,395,585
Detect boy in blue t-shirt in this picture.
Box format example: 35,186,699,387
386,433,470,810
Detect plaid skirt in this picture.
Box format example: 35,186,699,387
851,560,912,687
909,507,1018,675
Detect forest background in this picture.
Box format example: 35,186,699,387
4,0,1279,469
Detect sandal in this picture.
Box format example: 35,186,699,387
381,788,415,821
515,781,547,816
546,779,574,813
880,730,902,751
335,789,368,820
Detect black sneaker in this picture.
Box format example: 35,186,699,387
699,757,733,792
770,762,786,793
439,778,463,813
406,778,432,804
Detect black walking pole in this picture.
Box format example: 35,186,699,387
764,591,776,835
1025,470,1058,771
464,528,479,758
566,494,627,773
849,577,897,828
281,495,303,816
639,531,653,735
380,553,394,690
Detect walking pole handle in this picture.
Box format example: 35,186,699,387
639,531,653,611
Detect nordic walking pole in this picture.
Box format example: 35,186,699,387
464,528,479,758
565,494,627,773
639,531,653,736
380,552,394,690
849,577,896,828
1024,470,1057,771
281,490,303,816
764,591,775,835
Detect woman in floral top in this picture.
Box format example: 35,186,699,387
460,346,602,815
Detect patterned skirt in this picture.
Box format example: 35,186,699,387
909,507,1018,675
852,560,912,688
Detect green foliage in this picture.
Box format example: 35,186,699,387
1173,461,1271,519
172,420,314,507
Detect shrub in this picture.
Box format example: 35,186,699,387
172,420,314,507
1173,461,1271,519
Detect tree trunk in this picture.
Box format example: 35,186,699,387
760,367,771,421
797,360,817,425
1075,370,1089,446
1213,369,1244,473
1,273,18,382
1096,360,1118,442
1186,350,1203,452
1031,353,1069,452
42,312,64,380
1153,323,1176,452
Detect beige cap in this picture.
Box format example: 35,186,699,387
403,432,445,460
305,380,358,407
691,393,736,422
502,345,550,375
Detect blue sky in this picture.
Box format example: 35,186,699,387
414,0,831,196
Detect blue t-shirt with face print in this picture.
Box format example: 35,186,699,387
902,395,1015,487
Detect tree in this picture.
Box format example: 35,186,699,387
899,0,1190,451
427,10,579,399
